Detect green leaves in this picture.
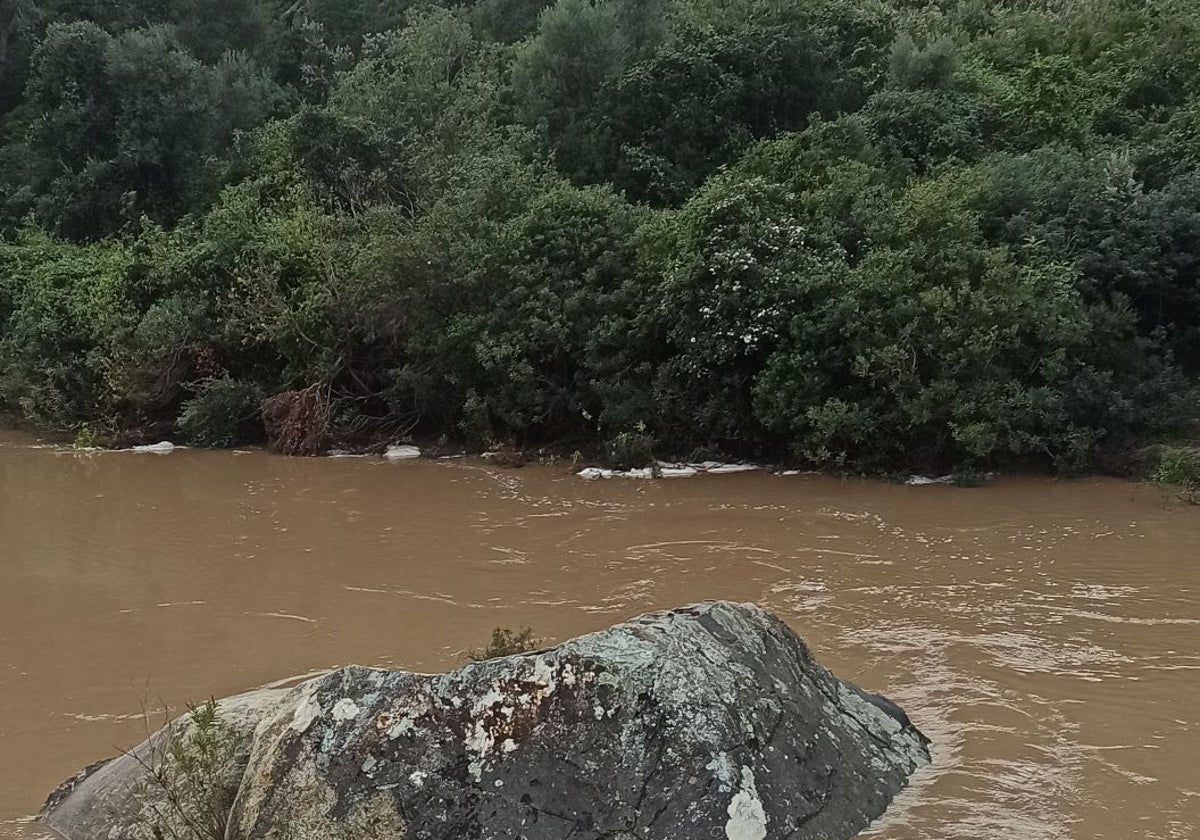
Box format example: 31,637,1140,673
1,0,1198,471
748,165,1186,471
600,27,834,204
17,22,282,240
177,377,265,447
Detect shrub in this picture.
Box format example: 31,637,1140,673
468,627,541,661
1153,446,1200,503
748,166,1191,471
639,173,811,450
73,426,102,449
434,181,641,442
176,378,265,447
130,699,239,840
603,428,656,470
0,229,131,427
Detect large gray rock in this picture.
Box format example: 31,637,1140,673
44,602,930,840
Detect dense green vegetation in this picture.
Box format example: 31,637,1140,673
1,0,1198,471
1153,444,1200,502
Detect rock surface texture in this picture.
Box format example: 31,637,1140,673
43,602,930,840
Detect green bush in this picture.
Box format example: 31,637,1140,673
176,379,266,447
637,172,811,450
132,699,239,840
72,426,102,449
468,627,541,661
0,229,132,427
749,168,1190,471
1153,446,1200,491
603,428,656,470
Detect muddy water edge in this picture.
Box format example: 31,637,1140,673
1,431,1197,839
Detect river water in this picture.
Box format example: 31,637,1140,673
1,431,1197,839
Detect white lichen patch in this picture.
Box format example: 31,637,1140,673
529,657,555,690
473,687,507,714
332,698,361,723
465,720,494,758
706,752,736,792
385,716,416,739
725,766,768,840
289,688,323,733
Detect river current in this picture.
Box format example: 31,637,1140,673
1,432,1197,838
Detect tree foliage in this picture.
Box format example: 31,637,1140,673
1,0,1199,471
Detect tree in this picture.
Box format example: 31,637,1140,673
0,0,37,120
167,0,283,66
973,148,1200,370
753,169,1188,470
2,0,1198,466
860,88,984,173
17,22,281,240
442,181,642,440
512,0,629,182
600,27,835,204
638,172,816,448
328,6,510,198
292,0,420,48
472,0,556,43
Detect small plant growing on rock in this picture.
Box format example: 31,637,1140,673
468,627,541,661
126,699,239,840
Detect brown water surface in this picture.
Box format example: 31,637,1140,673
1,431,1198,839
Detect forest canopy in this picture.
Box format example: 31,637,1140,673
1,0,1197,472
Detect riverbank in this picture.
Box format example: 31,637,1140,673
6,423,1199,499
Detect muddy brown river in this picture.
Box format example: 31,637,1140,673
1,431,1197,839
